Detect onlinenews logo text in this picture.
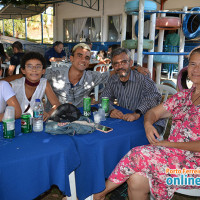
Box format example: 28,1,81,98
165,168,200,186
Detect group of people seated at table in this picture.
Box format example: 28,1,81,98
0,41,200,200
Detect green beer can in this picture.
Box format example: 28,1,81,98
102,97,109,117
3,120,15,139
83,96,91,117
21,113,32,133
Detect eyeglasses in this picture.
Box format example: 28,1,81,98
113,60,129,68
25,64,43,71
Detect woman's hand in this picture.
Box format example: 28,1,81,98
145,123,161,144
152,140,172,147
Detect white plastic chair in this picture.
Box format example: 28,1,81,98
156,84,177,102
66,171,77,200
15,65,21,74
156,84,177,135
1,63,9,77
93,64,111,102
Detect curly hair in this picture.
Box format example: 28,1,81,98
21,51,46,69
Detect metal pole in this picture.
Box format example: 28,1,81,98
131,15,138,62
121,13,127,46
25,18,27,41
147,13,156,79
41,13,44,44
156,12,166,84
178,6,187,72
13,19,15,37
137,0,145,66
2,19,5,35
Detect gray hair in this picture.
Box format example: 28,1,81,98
111,47,132,63
188,46,200,61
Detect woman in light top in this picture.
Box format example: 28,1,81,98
94,46,200,200
0,80,21,121
10,52,60,121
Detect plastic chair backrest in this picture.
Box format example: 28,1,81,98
156,84,177,136
156,84,177,102
15,65,21,74
93,64,111,102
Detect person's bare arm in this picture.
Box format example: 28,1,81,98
1,74,23,82
49,56,66,62
44,81,61,121
8,65,16,76
131,65,150,76
144,103,171,144
0,96,22,121
153,140,200,152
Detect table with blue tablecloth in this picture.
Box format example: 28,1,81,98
0,119,80,200
74,106,149,200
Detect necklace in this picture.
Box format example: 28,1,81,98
192,89,200,105
25,78,40,87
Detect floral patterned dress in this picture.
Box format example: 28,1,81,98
108,88,200,200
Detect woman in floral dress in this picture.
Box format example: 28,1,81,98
94,47,200,200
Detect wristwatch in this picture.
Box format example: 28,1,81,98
135,109,142,116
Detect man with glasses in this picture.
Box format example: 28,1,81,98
101,47,165,134
44,41,66,65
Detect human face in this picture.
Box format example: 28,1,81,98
21,59,45,83
54,44,64,54
13,47,19,54
112,52,132,79
70,47,91,72
188,52,200,87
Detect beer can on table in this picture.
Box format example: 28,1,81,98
83,97,91,117
3,120,15,139
101,97,109,117
21,113,32,133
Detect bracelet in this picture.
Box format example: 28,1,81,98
135,109,142,116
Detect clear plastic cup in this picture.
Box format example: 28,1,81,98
93,111,101,124
3,106,15,121
98,108,106,121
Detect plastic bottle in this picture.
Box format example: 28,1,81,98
33,99,44,132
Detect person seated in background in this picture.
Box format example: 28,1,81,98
101,47,165,133
97,50,110,65
0,43,10,63
44,41,66,65
10,51,60,121
0,80,21,121
8,41,25,76
94,46,200,200
107,44,121,59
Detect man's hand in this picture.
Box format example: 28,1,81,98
145,124,161,144
123,113,140,122
43,112,50,122
137,66,151,76
110,109,124,119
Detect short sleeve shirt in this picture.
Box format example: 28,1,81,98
0,81,15,113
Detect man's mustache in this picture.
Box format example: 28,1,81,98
116,68,126,72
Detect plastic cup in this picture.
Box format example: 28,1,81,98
98,108,106,121
93,111,101,124
3,106,15,121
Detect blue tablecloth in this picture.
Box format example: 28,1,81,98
74,106,149,200
0,119,80,200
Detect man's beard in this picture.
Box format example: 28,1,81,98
116,68,131,78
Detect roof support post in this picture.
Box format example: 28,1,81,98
41,13,44,44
